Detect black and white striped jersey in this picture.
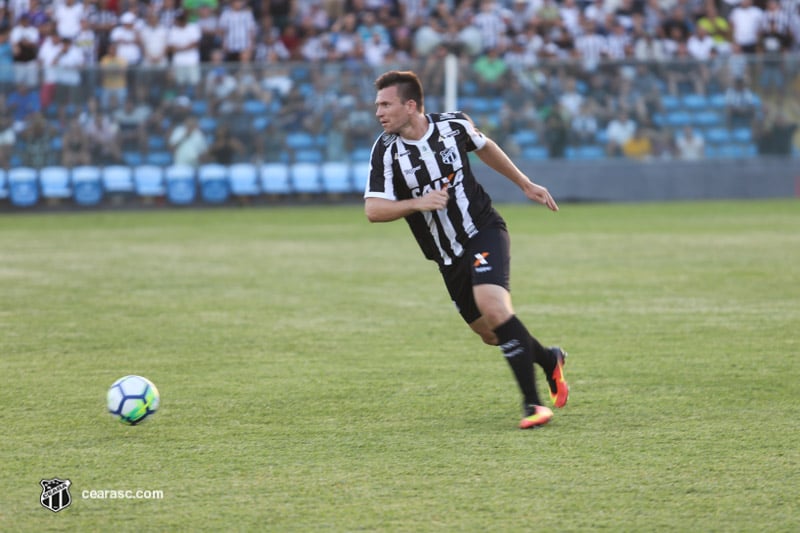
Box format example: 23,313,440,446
364,111,503,266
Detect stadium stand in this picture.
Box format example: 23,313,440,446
0,0,796,209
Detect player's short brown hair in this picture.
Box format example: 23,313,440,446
374,71,424,112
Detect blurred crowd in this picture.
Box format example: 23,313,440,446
0,0,798,168
2,0,798,69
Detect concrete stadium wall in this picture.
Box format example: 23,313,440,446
477,158,800,203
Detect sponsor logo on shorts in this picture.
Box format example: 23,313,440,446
473,252,492,273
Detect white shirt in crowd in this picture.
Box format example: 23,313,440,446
139,21,169,66
169,121,207,167
729,2,764,47
10,23,39,54
606,115,637,147
687,31,716,60
54,0,84,39
675,127,705,160
167,23,201,66
37,35,63,84
110,18,142,64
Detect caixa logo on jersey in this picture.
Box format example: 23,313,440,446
40,478,72,513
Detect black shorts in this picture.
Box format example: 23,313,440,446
439,223,511,324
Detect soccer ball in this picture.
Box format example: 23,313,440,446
107,375,160,425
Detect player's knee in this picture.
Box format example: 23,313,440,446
469,315,499,345
477,330,498,346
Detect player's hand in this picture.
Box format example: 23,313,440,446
523,181,559,212
417,183,450,212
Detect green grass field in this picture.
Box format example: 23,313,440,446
1,200,798,532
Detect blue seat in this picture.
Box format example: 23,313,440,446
704,127,731,144
693,110,723,127
102,165,135,194
164,164,196,205
351,161,370,194
579,145,607,159
260,163,291,195
661,94,681,110
133,165,166,198
664,110,692,127
198,116,218,133
294,148,323,163
8,167,39,207
197,163,229,204
290,162,321,194
463,97,495,113
190,99,208,115
512,130,540,147
123,151,144,166
39,166,72,200
320,161,352,194
682,94,709,110
708,93,727,109
228,163,261,196
732,128,752,143
566,145,605,160
286,132,316,150
714,143,757,159
0,168,8,200
71,165,103,206
146,151,173,166
350,147,372,162
147,135,167,151
252,116,270,132
242,99,267,115
461,80,478,96
521,146,549,160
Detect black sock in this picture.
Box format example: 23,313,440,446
494,315,540,406
528,333,556,375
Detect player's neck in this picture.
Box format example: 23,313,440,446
399,113,429,141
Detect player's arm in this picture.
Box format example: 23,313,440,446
365,187,449,223
474,138,559,212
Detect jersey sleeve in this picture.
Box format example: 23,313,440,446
455,112,488,152
363,134,397,200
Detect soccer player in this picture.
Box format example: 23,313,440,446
363,70,569,429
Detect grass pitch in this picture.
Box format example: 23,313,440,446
1,200,798,532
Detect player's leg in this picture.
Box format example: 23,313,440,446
472,283,569,410
472,283,551,428
469,225,568,418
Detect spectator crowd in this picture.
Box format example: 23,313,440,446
0,0,798,169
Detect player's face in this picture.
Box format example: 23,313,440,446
375,86,412,135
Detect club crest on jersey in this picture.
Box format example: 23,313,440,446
440,146,459,165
